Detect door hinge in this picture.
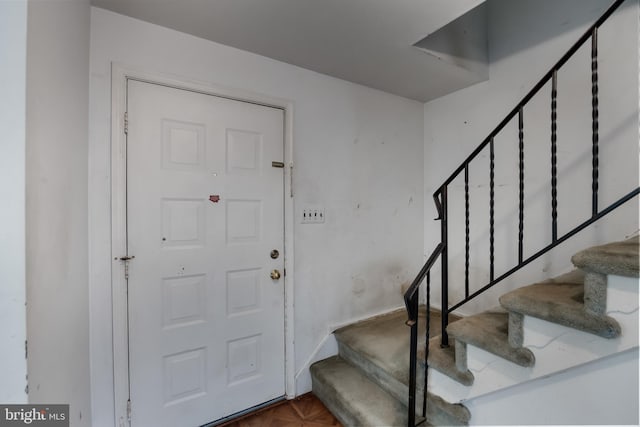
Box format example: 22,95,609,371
124,112,129,135
119,255,135,280
25,340,28,359
289,162,294,198
126,399,132,423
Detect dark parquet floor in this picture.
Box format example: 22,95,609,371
219,393,342,427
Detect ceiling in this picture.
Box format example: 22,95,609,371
91,0,487,102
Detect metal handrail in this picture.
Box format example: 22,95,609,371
403,243,442,427
404,243,443,326
403,0,635,425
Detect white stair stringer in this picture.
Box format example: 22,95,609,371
464,346,638,425
429,274,639,409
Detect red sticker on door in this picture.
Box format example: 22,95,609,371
209,195,220,203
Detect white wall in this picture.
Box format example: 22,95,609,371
89,8,424,425
0,0,28,404
25,0,92,425
423,0,639,316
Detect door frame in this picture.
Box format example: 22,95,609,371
110,63,296,425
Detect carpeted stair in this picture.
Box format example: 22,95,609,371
311,236,639,426
311,309,469,426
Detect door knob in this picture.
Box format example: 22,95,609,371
270,269,281,280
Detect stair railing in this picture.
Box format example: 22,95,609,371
404,0,638,425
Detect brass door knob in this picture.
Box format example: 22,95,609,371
270,269,281,280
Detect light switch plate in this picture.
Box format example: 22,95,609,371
301,206,325,224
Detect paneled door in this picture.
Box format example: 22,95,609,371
125,80,285,426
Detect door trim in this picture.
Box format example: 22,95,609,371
110,63,296,425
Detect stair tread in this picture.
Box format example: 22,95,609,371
335,309,415,385
310,356,408,427
334,308,458,387
423,336,474,386
446,308,535,367
499,273,621,338
572,236,639,277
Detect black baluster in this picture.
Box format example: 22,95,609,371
423,271,431,418
464,164,470,298
518,108,524,264
440,186,449,348
408,292,418,427
551,70,558,242
592,28,599,217
489,139,495,282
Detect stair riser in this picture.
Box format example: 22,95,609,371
310,357,409,427
338,340,422,406
338,339,471,425
447,310,535,371
311,373,361,427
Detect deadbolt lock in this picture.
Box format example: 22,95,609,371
270,249,280,259
270,269,281,280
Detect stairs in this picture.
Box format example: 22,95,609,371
311,309,469,426
311,236,639,425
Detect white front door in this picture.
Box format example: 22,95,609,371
125,80,285,427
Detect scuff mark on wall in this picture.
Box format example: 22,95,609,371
352,275,366,296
